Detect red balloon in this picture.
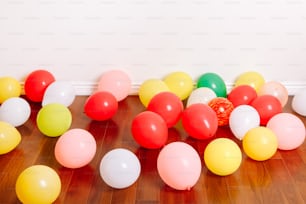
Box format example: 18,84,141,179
251,95,282,125
227,85,257,107
182,104,218,140
208,97,234,126
84,91,118,121
131,111,168,149
147,92,183,128
24,70,55,102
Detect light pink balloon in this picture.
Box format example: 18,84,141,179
157,142,201,190
54,129,97,168
267,113,306,150
258,81,288,107
97,70,131,101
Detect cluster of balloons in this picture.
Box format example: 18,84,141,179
7,70,134,202
1,69,306,198
131,70,305,189
0,70,78,203
23,70,76,137
0,76,28,155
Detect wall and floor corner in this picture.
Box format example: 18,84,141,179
1,1,306,96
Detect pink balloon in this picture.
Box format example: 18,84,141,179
267,113,306,150
54,129,97,168
157,142,202,190
258,81,288,107
97,70,131,101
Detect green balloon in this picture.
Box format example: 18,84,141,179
197,73,227,97
37,103,72,137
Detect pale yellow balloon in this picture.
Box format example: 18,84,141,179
16,165,61,204
0,121,21,154
163,72,194,100
235,71,265,93
243,127,278,161
0,76,21,103
204,138,242,176
138,79,170,107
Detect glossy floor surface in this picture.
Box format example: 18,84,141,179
1,96,306,204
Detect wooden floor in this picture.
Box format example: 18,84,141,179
1,95,306,204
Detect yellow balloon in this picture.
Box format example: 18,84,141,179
138,79,170,107
0,121,21,154
0,76,21,103
163,71,194,100
235,71,265,93
16,165,61,204
204,138,242,176
243,126,278,161
37,103,72,137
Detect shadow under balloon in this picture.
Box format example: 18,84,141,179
86,119,119,146
159,184,197,204
56,164,97,202
203,170,240,203
23,99,42,126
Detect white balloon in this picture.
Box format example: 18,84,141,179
229,105,260,140
0,97,31,127
42,81,76,107
99,148,141,189
292,90,306,116
186,87,217,107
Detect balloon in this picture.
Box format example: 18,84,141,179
196,72,227,97
24,69,55,102
182,103,218,140
84,91,118,121
227,85,257,107
163,71,194,100
0,97,31,127
208,97,234,126
100,148,141,189
267,113,306,150
36,103,72,137
204,138,242,176
42,81,76,107
138,79,170,107
292,89,306,116
97,70,131,101
131,111,168,149
55,129,97,168
234,71,265,93
15,165,61,204
147,92,183,127
0,76,21,104
186,87,217,107
229,105,260,140
157,142,201,190
0,121,21,155
242,127,278,161
258,81,288,107
251,95,282,125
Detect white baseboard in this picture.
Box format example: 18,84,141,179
20,81,306,96
70,81,306,96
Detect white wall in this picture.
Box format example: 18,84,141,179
1,0,306,95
